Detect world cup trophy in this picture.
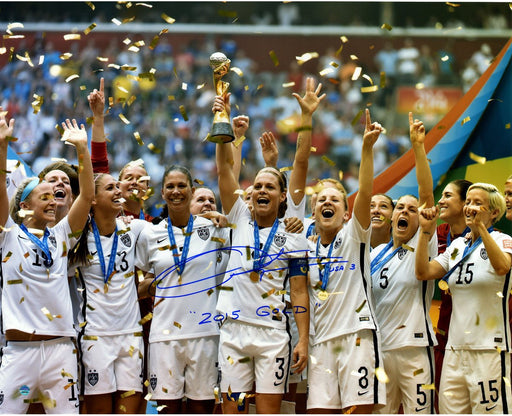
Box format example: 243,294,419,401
209,52,235,143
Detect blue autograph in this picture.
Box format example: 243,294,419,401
148,245,357,299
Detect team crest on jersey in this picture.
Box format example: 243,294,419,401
87,370,99,386
150,374,157,390
217,251,222,263
274,233,287,247
397,247,407,260
480,247,488,260
49,235,57,248
120,233,132,247
334,236,342,249
197,227,210,241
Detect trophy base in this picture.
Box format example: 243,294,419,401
209,122,235,143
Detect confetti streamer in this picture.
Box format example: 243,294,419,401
64,34,81,41
351,67,362,81
161,13,175,24
321,155,336,166
269,50,279,67
361,85,379,93
179,105,189,121
461,116,471,125
469,152,486,164
381,23,393,31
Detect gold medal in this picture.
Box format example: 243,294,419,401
318,290,329,301
438,280,449,291
250,271,260,282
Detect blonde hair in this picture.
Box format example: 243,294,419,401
9,177,41,225
467,182,506,224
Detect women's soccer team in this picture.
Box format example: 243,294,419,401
0,74,510,415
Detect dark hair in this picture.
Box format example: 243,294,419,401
448,179,473,201
68,173,110,266
256,167,288,218
39,162,79,197
153,165,194,222
373,193,395,209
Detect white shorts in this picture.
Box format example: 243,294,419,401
0,337,79,414
307,329,385,410
219,319,290,394
148,336,219,401
79,333,143,395
374,346,435,414
440,349,512,414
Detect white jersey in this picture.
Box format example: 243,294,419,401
371,229,438,351
136,216,229,342
0,217,76,336
73,218,146,336
285,189,306,220
309,217,377,345
216,197,309,330
434,230,512,351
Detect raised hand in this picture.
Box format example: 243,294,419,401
88,77,105,118
409,112,425,145
0,107,15,145
61,119,87,147
292,76,326,116
212,93,231,118
419,204,439,235
233,115,249,141
363,108,383,147
259,131,278,167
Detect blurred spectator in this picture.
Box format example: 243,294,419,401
374,41,398,106
396,38,420,85
418,44,438,87
277,3,300,25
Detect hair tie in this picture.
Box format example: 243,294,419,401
20,178,41,203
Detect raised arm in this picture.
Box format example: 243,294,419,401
214,96,240,215
353,109,383,229
409,112,434,207
289,77,325,206
232,115,249,182
88,77,109,174
62,119,94,233
259,131,279,168
0,109,15,228
416,205,447,280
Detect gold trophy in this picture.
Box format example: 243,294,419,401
209,52,235,143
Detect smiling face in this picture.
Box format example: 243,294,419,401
505,181,512,221
92,174,123,216
190,187,217,214
20,183,57,228
314,187,349,234
161,170,194,213
438,183,465,224
464,188,494,228
391,195,419,245
43,169,74,212
251,171,285,221
370,194,393,233
119,165,149,203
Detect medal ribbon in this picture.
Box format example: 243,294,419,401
370,239,399,276
446,226,470,246
167,215,194,276
306,221,316,238
20,223,52,267
91,218,118,284
316,237,335,290
440,226,493,284
139,209,145,220
253,219,279,272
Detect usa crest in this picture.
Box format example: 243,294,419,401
274,233,287,247
334,237,342,249
87,370,99,386
150,375,157,390
480,248,488,260
120,233,132,247
49,235,57,247
397,247,407,260
197,227,210,241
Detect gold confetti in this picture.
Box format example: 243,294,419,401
469,152,486,164
321,155,336,166
355,337,361,346
375,367,389,383
319,67,335,77
227,356,234,365
120,390,135,398
361,85,379,93
173,321,182,329
64,34,81,41
7,279,23,285
233,135,246,147
139,312,153,325
362,74,374,85
269,50,279,67
282,82,295,88
279,166,293,172
351,109,364,126
41,307,53,321
238,357,251,363
31,94,44,114
461,116,471,125
179,105,188,121
2,251,12,262
211,237,226,244
355,299,367,313
218,286,233,291
19,297,24,304
422,383,435,390
338,170,344,181
86,2,95,10
446,2,460,6
413,368,424,376
262,288,276,299
402,244,414,252
351,67,362,81
450,247,459,260
381,23,393,31
84,23,97,35
296,52,319,65
504,377,511,387
61,369,74,378
227,223,237,229
161,13,175,24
